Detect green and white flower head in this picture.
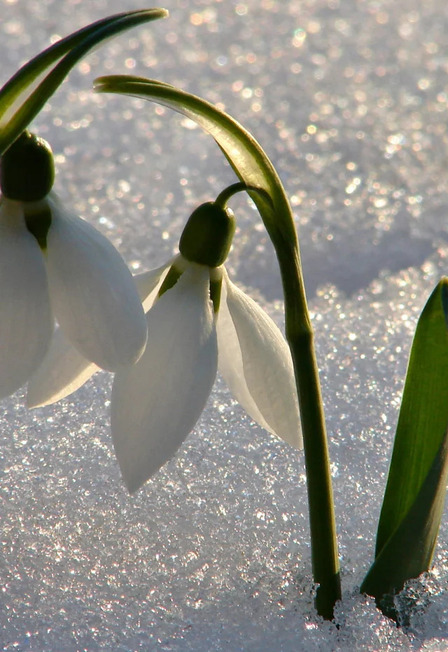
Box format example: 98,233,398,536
0,130,147,398
28,188,302,494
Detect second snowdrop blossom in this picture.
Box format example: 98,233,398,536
28,194,302,493
0,130,147,398
113,198,302,492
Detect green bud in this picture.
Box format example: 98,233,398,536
1,130,55,201
179,201,236,268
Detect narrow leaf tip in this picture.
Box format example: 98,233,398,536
440,277,448,329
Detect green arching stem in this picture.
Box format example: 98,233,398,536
215,181,262,208
217,183,341,619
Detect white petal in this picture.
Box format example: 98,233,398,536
27,327,98,407
217,269,302,448
111,265,217,493
26,258,177,408
45,195,147,370
134,256,177,311
0,200,53,398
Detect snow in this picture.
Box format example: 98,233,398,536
1,0,448,649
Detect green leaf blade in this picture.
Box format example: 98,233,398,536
0,9,168,154
93,75,298,251
377,278,448,554
361,427,448,620
361,278,448,617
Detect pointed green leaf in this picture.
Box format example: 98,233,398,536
361,428,448,620
0,9,168,154
361,278,448,617
376,279,448,554
93,75,298,252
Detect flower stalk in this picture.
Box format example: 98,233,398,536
277,237,341,619
214,183,341,617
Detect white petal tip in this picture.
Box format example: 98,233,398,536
26,331,98,407
123,473,148,495
282,430,303,450
111,264,218,492
26,396,44,409
114,435,167,494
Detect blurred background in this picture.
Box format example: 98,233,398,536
1,1,448,650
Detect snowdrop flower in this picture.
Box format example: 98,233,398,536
0,130,147,398
28,195,302,493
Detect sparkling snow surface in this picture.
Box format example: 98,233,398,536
2,1,448,650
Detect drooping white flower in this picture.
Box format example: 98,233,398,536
111,258,302,493
0,131,147,398
28,198,302,494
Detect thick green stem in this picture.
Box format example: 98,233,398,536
277,239,341,619
218,188,340,615
229,185,341,618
